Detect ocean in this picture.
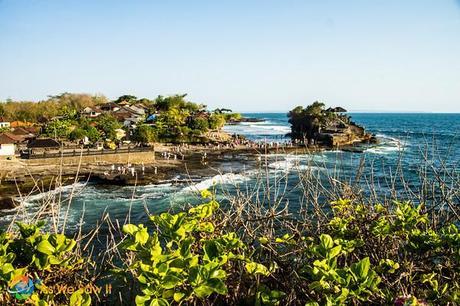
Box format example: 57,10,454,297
1,113,459,233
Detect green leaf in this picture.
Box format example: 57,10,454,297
193,285,214,298
210,269,227,279
207,278,228,295
336,288,349,303
353,257,370,279
1,263,14,274
200,189,213,199
320,234,334,249
328,245,342,259
70,289,91,306
135,295,151,306
259,237,269,244
48,255,62,265
203,240,220,260
180,238,194,257
245,262,270,276
161,274,183,289
150,298,169,306
199,222,215,233
173,292,186,302
136,229,149,245
37,240,55,255
123,224,138,235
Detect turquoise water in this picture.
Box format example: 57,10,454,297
1,113,459,233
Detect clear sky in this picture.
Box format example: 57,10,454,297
1,0,459,112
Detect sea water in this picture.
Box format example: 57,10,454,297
1,113,459,233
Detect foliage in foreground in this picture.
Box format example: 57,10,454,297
0,221,91,305
0,192,459,305
114,191,275,305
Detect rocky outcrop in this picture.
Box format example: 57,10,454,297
318,123,375,147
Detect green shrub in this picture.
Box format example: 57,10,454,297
1,197,459,305
0,222,92,305
116,191,275,305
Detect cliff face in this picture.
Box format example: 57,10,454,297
318,123,372,147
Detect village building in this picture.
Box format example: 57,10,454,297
133,103,149,112
0,133,17,156
11,127,37,142
113,106,146,128
99,102,120,112
117,100,131,106
0,132,23,144
112,110,132,123
0,117,10,129
123,117,144,128
27,138,61,154
122,105,146,116
80,106,102,118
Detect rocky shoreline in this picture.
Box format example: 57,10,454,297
0,138,375,210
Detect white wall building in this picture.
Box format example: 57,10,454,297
0,134,16,156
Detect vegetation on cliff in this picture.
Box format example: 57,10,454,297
287,101,367,146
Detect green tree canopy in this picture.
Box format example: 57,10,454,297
114,95,137,104
44,119,73,138
132,124,156,144
209,113,226,130
84,125,102,143
0,104,6,117
287,101,327,143
69,128,87,141
97,114,122,140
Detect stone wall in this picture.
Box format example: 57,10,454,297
25,151,156,166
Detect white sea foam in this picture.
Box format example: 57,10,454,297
365,146,402,154
14,182,87,205
224,121,290,136
182,173,250,192
251,125,291,132
267,159,326,172
366,134,406,154
238,121,274,126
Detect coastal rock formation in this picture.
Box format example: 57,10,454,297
288,101,376,148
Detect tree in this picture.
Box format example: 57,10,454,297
84,125,102,143
0,104,5,117
305,101,325,116
97,114,122,140
132,124,156,144
114,95,137,104
213,108,233,114
189,117,209,132
287,102,326,144
44,119,73,138
208,114,226,130
69,128,87,141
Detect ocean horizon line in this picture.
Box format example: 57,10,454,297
237,111,460,114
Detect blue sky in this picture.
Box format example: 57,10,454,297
0,0,459,112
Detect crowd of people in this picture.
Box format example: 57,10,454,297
101,135,300,178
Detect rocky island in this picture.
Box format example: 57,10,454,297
287,101,376,149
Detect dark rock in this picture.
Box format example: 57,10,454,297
0,197,17,210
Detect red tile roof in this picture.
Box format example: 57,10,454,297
0,133,17,144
